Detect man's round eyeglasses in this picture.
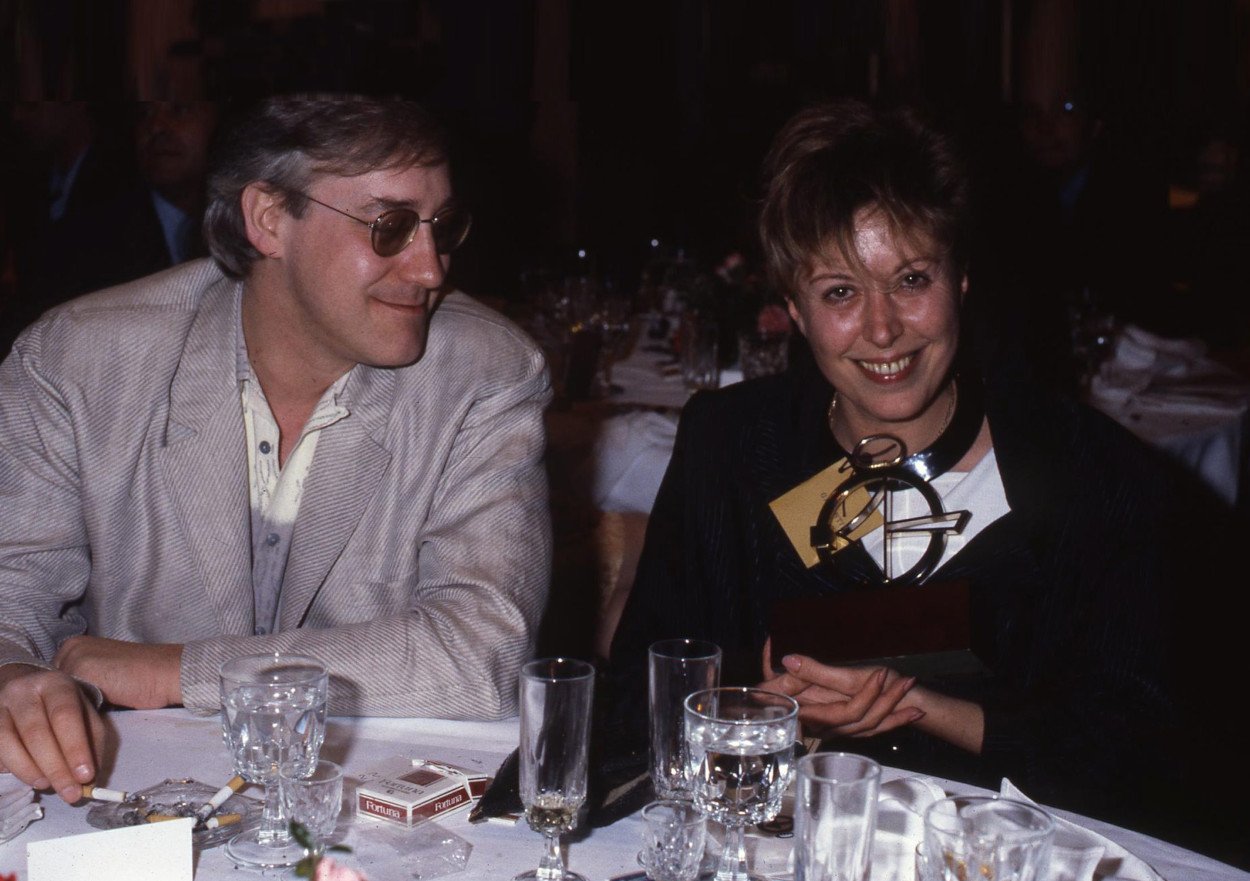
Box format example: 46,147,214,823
297,192,472,257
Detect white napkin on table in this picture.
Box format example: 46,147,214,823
0,776,42,844
998,780,1162,881
1091,325,1248,410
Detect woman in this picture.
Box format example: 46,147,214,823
609,100,1236,843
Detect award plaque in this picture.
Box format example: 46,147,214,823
768,580,987,679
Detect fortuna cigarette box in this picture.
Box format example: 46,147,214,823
355,756,489,827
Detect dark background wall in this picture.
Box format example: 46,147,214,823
3,0,1248,311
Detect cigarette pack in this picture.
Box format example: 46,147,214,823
355,756,489,827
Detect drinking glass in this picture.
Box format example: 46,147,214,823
640,800,707,881
684,687,799,881
920,797,1054,881
280,759,343,855
680,315,720,391
220,652,329,869
648,638,721,800
794,753,882,881
737,330,790,380
515,658,595,881
597,292,635,395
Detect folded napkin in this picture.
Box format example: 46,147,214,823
998,780,1161,881
733,776,1159,881
0,776,42,844
1091,324,1248,408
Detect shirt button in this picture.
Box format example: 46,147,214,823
256,626,268,635
266,533,280,546
259,441,272,454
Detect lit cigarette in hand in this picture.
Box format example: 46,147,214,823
81,785,132,804
193,775,246,820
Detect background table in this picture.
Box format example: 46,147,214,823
2,708,1246,881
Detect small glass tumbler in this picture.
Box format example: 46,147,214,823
280,759,343,854
641,800,707,881
921,797,1054,881
794,752,882,881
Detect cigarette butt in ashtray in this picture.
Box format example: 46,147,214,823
193,775,246,820
81,785,132,804
147,811,242,829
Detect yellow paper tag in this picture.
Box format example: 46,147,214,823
769,458,884,568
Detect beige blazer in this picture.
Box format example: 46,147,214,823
0,260,552,718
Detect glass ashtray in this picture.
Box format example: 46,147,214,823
86,777,261,850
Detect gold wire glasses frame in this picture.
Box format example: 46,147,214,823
296,192,472,257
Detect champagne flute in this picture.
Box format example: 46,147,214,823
648,638,721,800
684,687,799,881
515,658,595,881
220,652,328,870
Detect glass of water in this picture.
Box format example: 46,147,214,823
515,658,595,881
684,687,799,881
220,652,328,870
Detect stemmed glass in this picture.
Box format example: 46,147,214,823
596,287,635,396
684,687,799,881
220,652,329,870
514,658,595,881
648,638,721,800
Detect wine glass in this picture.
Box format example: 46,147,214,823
684,687,799,881
515,658,595,881
220,652,329,870
648,638,721,800
596,286,635,395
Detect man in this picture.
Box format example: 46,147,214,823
131,100,219,266
0,96,552,805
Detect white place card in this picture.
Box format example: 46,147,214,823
27,816,193,881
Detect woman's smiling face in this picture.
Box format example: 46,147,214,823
787,206,966,453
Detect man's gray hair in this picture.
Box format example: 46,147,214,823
204,94,449,278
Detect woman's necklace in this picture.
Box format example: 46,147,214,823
826,382,958,454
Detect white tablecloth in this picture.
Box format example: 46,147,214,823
1,709,1245,881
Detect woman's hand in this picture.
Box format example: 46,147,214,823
759,641,922,739
759,640,987,753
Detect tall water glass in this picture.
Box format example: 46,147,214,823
794,753,882,881
648,638,721,799
515,658,595,881
220,652,328,870
684,687,799,881
921,797,1054,881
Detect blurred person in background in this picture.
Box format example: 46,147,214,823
0,102,141,354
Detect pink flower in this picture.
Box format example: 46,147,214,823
314,857,368,881
756,304,792,335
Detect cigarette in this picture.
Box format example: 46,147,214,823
193,775,246,820
81,785,131,803
147,811,242,829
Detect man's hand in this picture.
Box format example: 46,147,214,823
0,664,110,803
54,636,183,710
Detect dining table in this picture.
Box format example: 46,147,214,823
1,707,1246,881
